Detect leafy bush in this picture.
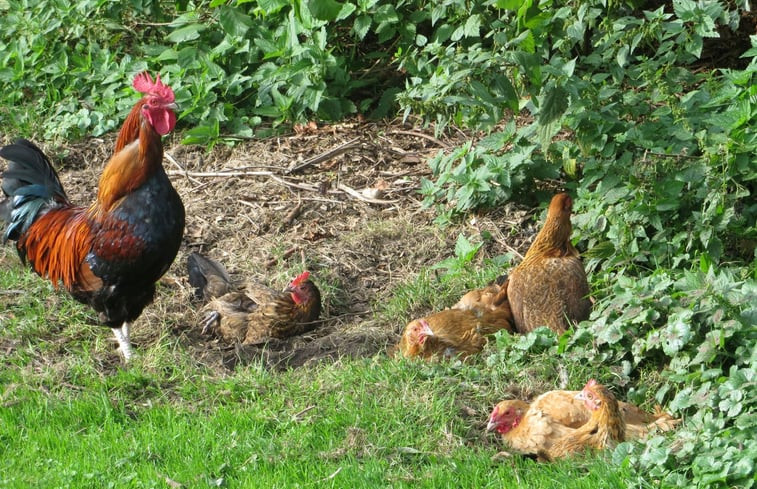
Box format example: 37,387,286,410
411,2,756,486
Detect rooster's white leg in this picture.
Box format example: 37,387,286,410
112,322,134,362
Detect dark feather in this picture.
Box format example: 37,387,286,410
0,139,68,202
0,140,69,241
187,252,233,301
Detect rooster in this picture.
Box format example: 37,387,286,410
507,193,591,334
186,252,321,344
396,306,513,360
0,72,184,362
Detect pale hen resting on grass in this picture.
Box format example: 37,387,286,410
487,387,679,459
395,305,513,360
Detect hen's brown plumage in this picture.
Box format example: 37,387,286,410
486,398,575,457
187,252,321,344
540,379,625,461
491,389,678,443
507,193,591,334
452,275,511,314
396,306,513,360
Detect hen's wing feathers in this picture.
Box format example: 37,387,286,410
508,256,590,334
187,252,234,300
530,391,589,429
243,281,280,304
506,408,575,455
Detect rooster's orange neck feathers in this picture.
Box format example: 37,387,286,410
95,103,163,213
114,100,144,154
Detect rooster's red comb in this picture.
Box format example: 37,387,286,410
133,72,175,102
289,271,311,287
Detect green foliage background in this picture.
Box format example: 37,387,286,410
1,0,755,487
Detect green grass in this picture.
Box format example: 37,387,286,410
0,260,638,489
0,363,633,489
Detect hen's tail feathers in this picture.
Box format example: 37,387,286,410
0,139,69,242
187,252,233,301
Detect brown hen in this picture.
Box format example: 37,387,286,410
187,252,321,344
486,398,575,458
507,193,591,334
452,274,510,312
489,389,678,446
539,379,625,461
396,306,513,360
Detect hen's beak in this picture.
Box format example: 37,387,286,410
486,419,498,432
419,319,434,336
574,391,585,400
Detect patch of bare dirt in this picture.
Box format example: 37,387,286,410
2,119,540,372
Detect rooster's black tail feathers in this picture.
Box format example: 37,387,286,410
0,139,68,241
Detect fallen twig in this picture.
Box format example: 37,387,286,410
265,246,298,268
166,169,275,178
292,405,316,420
387,129,450,148
503,243,525,261
337,183,399,205
287,138,360,174
167,168,323,193
309,467,342,485
0,290,25,295
280,202,303,229
268,174,320,192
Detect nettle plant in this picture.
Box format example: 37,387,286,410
416,1,756,486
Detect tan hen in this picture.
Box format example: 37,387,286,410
507,193,591,334
396,306,513,360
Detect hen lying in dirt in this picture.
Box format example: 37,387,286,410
187,252,321,344
507,193,592,334
395,305,513,360
487,381,679,460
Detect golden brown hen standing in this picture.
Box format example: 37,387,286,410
507,193,591,334
187,252,321,344
396,307,513,360
539,379,626,461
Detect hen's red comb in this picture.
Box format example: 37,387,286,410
289,271,310,287
133,72,175,102
585,378,598,388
